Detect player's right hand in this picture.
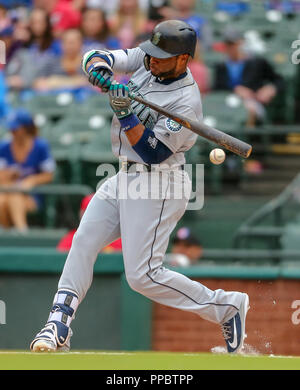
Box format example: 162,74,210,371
88,62,113,92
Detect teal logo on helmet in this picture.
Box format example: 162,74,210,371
152,32,161,46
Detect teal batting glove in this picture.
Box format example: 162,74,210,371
89,63,113,92
109,81,133,119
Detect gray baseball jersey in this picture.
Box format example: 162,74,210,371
54,47,244,340
109,47,201,166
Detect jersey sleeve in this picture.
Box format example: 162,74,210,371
37,140,56,173
107,47,145,74
153,105,201,153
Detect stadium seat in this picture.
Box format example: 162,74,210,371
79,128,118,189
77,93,113,118
77,120,115,162
281,220,300,251
233,172,300,249
47,113,110,161
0,228,68,247
201,92,248,134
203,50,224,67
23,93,76,121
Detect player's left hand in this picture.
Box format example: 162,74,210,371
109,81,133,119
88,62,114,92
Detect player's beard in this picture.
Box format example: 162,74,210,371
150,62,178,80
152,68,176,79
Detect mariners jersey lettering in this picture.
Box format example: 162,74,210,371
107,47,203,166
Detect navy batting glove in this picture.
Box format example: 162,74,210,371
88,62,113,92
109,81,133,119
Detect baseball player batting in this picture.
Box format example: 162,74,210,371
30,20,249,354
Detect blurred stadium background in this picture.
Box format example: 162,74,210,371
0,0,300,358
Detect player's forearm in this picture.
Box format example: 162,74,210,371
82,48,142,76
85,57,106,72
121,116,173,164
124,123,145,146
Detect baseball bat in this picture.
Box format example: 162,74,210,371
92,72,252,158
130,93,252,159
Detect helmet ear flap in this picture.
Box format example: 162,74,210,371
144,54,150,71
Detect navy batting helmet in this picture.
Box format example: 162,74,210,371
139,20,197,61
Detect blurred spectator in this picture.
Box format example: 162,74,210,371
86,0,119,16
216,1,250,16
28,7,61,55
188,41,210,94
10,9,32,53
0,69,9,119
109,0,148,49
0,25,17,65
0,108,55,232
265,1,300,14
0,3,20,64
164,227,203,267
33,28,89,92
34,0,83,36
157,0,213,50
57,193,122,252
213,27,284,126
81,7,120,52
5,8,59,90
0,1,12,29
102,237,122,253
1,1,32,7
148,0,168,22
86,0,149,16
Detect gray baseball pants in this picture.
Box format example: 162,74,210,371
58,167,243,324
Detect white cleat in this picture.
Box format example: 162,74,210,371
221,293,250,354
30,323,58,352
30,322,73,352
31,339,56,353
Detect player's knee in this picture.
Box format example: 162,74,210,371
126,273,150,294
71,228,104,260
71,230,90,252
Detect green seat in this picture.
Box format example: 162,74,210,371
195,0,215,16
72,94,113,118
23,93,76,120
203,50,224,67
0,228,68,247
80,127,117,164
7,91,21,108
233,173,300,249
201,92,248,134
48,113,110,160
185,140,203,165
281,223,300,251
79,128,118,189
46,114,110,184
32,183,93,227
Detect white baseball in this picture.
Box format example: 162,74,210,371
209,148,226,165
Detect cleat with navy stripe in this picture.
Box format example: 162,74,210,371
221,293,250,353
30,289,78,352
30,321,73,352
